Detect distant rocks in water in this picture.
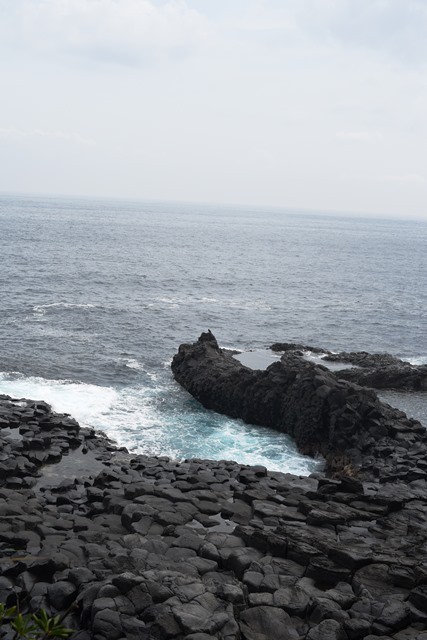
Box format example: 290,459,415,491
172,332,427,481
271,342,427,391
271,342,326,354
325,351,427,391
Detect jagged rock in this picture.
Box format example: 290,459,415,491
269,345,427,391
323,351,427,391
171,332,427,479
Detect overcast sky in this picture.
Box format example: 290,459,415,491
1,0,426,219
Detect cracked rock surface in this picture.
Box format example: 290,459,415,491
1,388,427,639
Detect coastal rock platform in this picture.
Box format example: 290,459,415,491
1,332,427,639
172,332,427,481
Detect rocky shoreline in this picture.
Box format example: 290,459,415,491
270,343,427,392
172,332,427,481
0,335,427,639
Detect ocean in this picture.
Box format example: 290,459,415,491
0,194,426,474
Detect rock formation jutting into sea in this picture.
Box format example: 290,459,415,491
0,331,426,639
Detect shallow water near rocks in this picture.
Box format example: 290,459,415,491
32,446,107,490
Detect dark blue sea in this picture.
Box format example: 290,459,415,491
1,194,426,474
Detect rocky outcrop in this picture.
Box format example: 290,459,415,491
325,352,427,391
172,332,426,480
271,343,427,391
2,392,427,639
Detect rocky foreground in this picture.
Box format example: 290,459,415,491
0,336,426,639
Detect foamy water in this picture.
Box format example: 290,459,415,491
0,370,319,474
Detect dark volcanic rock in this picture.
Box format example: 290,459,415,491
336,363,427,391
239,606,299,640
270,343,427,391
171,332,427,478
2,358,427,640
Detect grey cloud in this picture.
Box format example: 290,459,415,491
295,0,427,64
0,0,209,66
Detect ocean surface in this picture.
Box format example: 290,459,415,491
0,194,426,475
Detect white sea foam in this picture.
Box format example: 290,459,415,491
33,302,97,316
302,351,356,371
152,295,271,311
122,358,142,370
0,372,117,424
155,297,181,307
0,371,319,474
220,345,242,352
228,299,272,311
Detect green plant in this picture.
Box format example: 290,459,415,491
0,603,74,639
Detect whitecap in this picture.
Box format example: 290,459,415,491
32,302,97,316
155,297,181,308
0,371,320,475
121,359,159,382
123,358,142,370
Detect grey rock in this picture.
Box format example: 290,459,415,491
165,547,197,562
272,586,311,615
376,598,410,631
174,602,220,634
120,615,148,639
187,557,218,575
47,580,77,610
172,533,203,551
344,618,372,639
306,619,346,640
239,606,299,640
409,585,427,612
92,609,123,640
248,592,274,606
112,572,142,594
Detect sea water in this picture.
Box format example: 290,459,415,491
0,195,426,474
